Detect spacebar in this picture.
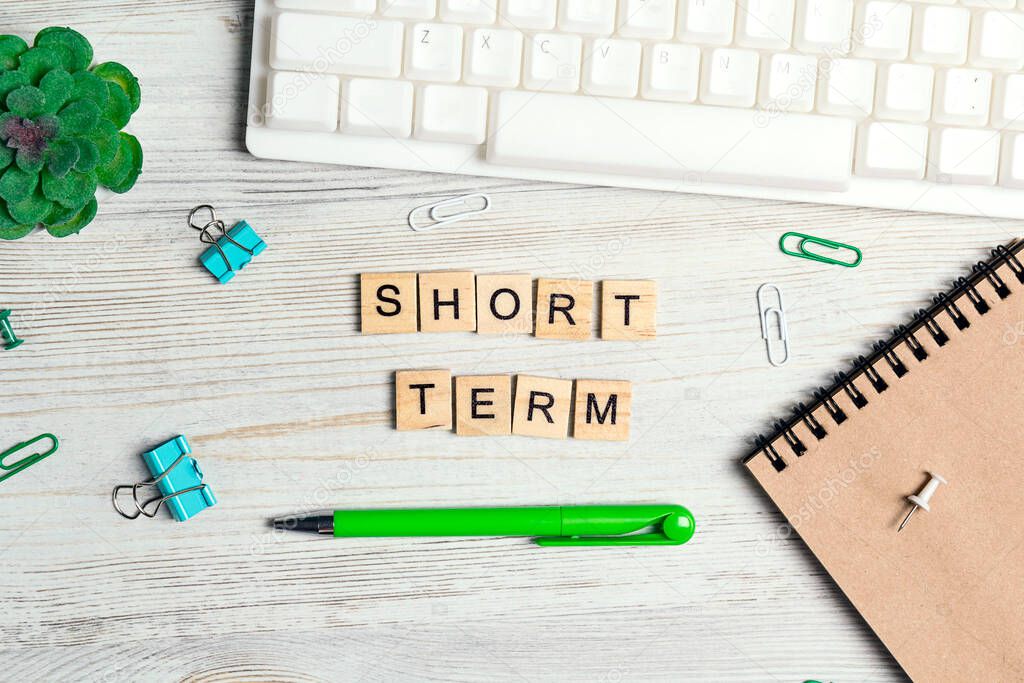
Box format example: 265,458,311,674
487,92,855,192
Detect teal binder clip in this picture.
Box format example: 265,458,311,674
189,205,266,284
112,435,217,522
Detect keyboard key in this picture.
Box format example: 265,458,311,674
271,13,404,78
500,0,556,29
340,78,414,137
405,23,463,82
464,28,523,87
617,0,676,39
277,0,377,12
415,84,488,143
559,0,617,34
816,58,875,117
933,69,992,127
794,0,854,53
677,0,736,46
583,39,642,97
523,33,583,92
911,6,970,65
266,70,340,132
856,121,929,179
993,74,1024,131
854,1,911,60
970,11,1024,71
876,63,934,122
701,48,759,107
929,128,1001,185
1001,133,1024,188
487,90,855,190
380,0,436,18
642,43,701,102
736,0,796,49
440,0,497,23
760,54,817,112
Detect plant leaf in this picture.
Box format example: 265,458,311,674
45,137,80,177
71,70,108,108
0,204,34,240
91,61,140,112
46,196,96,237
0,166,38,202
7,187,55,224
39,69,74,115
0,145,12,169
73,137,100,173
16,46,62,85
0,35,29,72
58,98,100,134
41,169,96,209
34,27,93,73
15,147,45,173
0,70,30,102
87,120,119,164
98,132,142,192
100,80,131,128
6,85,46,118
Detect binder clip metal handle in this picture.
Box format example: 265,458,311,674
189,204,254,271
112,454,211,520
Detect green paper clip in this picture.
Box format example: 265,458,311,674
1,434,59,483
779,232,862,268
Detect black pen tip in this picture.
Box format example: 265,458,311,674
272,514,333,534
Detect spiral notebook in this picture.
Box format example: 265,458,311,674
744,240,1024,682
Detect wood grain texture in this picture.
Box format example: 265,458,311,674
1,2,1022,681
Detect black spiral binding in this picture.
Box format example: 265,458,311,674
744,239,1024,472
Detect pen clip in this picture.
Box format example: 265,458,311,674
534,532,683,547
536,506,696,547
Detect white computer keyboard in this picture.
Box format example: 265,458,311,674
245,0,1024,218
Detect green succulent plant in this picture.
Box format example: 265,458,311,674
0,27,142,240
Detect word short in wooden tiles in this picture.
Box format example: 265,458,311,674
360,273,656,339
512,375,574,439
360,272,418,334
395,369,452,431
573,380,631,441
455,375,513,436
601,280,657,341
476,273,534,335
535,278,594,341
419,271,476,333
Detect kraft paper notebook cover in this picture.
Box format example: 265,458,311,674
744,240,1024,682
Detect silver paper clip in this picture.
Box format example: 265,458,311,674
408,193,491,232
757,283,790,367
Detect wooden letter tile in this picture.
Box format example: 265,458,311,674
360,273,418,334
534,278,594,340
512,375,573,439
573,379,631,441
455,375,513,436
419,271,477,333
601,280,657,340
476,274,534,335
395,369,452,431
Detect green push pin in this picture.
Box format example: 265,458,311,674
0,309,24,350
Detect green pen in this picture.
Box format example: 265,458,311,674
272,504,695,546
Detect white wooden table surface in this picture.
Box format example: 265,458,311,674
2,2,1020,681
